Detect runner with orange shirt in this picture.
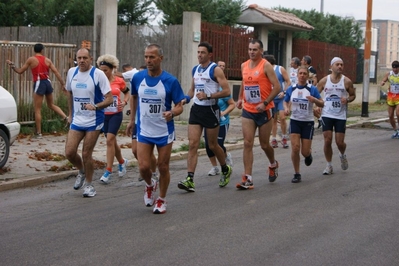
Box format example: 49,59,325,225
235,39,281,189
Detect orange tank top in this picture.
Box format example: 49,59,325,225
241,59,274,113
31,56,49,82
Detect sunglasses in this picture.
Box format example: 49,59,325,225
392,65,399,68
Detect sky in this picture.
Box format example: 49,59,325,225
249,0,397,21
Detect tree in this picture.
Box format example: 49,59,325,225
154,0,246,26
275,7,363,48
0,0,154,27
0,0,34,26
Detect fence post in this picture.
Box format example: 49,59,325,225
180,11,201,121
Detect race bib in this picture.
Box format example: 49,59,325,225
390,83,399,94
195,84,205,94
74,97,95,117
140,98,164,119
244,85,261,103
325,96,342,114
292,98,309,115
104,96,118,113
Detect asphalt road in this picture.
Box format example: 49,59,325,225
1,124,399,266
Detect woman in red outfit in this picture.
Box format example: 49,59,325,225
96,54,130,184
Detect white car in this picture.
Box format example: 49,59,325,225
0,86,20,168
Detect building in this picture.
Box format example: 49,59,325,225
359,19,399,70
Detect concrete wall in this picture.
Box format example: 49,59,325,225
93,0,118,60
179,12,201,121
352,84,381,104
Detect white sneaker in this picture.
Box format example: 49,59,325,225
226,152,234,167
100,170,111,184
208,166,220,176
152,172,159,181
340,154,348,170
73,173,85,190
83,185,96,197
144,179,158,207
153,198,167,214
118,159,128,177
323,165,333,175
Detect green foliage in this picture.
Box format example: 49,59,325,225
19,92,69,135
274,7,363,48
118,0,154,25
171,139,205,153
154,0,246,26
0,0,152,27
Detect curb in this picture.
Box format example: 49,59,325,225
0,117,387,192
0,142,246,193
0,171,75,192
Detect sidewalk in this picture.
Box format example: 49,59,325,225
0,110,390,192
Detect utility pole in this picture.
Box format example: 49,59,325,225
320,0,324,13
362,0,373,117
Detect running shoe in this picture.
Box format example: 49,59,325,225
317,118,322,129
271,139,278,148
100,170,112,184
304,154,313,166
323,165,333,175
268,161,279,182
291,173,302,183
73,173,85,190
33,133,43,139
281,137,289,149
144,179,158,207
118,159,128,177
152,172,159,181
177,177,195,192
226,152,234,167
340,154,348,170
153,198,167,214
83,185,96,197
219,165,232,187
391,130,399,139
236,175,254,190
208,166,220,176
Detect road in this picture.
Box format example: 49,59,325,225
1,124,399,266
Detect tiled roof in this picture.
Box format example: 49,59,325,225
243,4,314,31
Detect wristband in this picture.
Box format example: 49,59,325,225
184,95,191,104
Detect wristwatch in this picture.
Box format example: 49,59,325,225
94,104,99,110
263,100,269,106
206,93,211,100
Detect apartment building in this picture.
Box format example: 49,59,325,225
359,19,399,69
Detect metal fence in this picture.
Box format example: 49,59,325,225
292,39,357,82
201,22,254,80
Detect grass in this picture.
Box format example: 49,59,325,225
19,93,69,136
172,139,205,153
347,101,387,117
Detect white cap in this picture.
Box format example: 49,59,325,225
330,57,343,66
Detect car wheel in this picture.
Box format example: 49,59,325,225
0,129,10,168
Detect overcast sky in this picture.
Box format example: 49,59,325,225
249,0,397,21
